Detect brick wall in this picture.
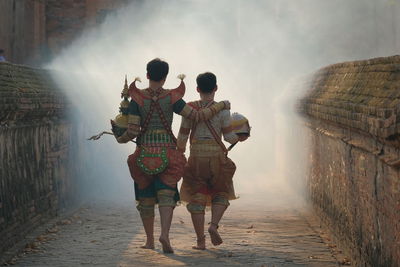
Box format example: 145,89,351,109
0,62,82,257
300,55,400,266
0,0,46,65
0,0,128,65
46,0,128,55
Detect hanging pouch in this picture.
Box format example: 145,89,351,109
136,147,169,175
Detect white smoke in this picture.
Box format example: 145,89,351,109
47,0,399,204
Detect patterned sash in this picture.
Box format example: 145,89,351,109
135,88,177,175
190,101,228,156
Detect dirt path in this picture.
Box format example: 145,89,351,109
9,197,345,267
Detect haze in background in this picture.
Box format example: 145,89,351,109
48,0,400,205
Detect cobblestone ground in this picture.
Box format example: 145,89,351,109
9,197,346,267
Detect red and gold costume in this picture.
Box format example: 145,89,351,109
177,100,239,214
112,78,228,219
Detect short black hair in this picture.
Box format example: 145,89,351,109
146,58,169,82
0,49,4,54
196,72,217,93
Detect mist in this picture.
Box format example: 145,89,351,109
47,0,399,206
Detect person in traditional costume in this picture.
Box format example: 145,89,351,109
177,72,248,250
111,59,230,253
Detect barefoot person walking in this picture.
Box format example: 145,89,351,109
112,59,230,253
177,72,247,250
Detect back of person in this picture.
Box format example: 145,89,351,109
177,72,241,249
180,99,237,208
186,100,235,157
111,60,229,254
189,101,229,140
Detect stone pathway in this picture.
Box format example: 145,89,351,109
8,197,345,267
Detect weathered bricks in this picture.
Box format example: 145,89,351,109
0,62,79,258
301,55,400,267
0,0,128,65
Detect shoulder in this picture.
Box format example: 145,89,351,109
128,82,149,106
187,100,201,109
168,81,186,104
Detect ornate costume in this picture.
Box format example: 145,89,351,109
177,100,239,214
112,78,228,219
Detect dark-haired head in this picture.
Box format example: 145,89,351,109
0,49,4,54
146,58,169,82
196,72,217,93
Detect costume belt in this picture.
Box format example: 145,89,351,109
190,139,224,156
138,129,176,147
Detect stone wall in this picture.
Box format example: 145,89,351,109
300,55,400,267
0,0,46,65
0,62,81,257
0,0,128,65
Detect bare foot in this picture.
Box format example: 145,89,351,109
192,245,206,250
140,243,154,249
208,225,223,246
140,239,154,249
192,235,206,250
159,236,174,253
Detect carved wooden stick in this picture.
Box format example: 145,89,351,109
87,131,137,143
87,131,114,140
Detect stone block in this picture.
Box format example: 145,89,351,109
304,111,400,266
301,56,400,139
0,62,80,258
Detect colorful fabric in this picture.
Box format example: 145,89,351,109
135,179,179,218
212,194,230,206
178,100,238,211
136,197,156,218
137,129,175,147
186,202,206,214
115,80,227,146
180,143,237,208
134,178,179,201
123,81,228,204
157,189,178,207
128,147,186,190
177,101,238,152
127,93,185,145
128,80,185,107
136,147,169,175
186,192,230,214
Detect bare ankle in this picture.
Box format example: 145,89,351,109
159,235,174,253
159,234,169,240
192,235,206,250
141,238,155,249
197,234,206,242
209,222,219,230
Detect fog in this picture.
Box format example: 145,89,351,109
47,0,399,205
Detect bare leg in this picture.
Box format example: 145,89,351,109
208,204,227,246
191,213,206,250
159,206,174,253
140,216,155,249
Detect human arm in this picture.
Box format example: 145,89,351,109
221,110,239,144
176,117,192,153
173,99,230,122
114,100,141,143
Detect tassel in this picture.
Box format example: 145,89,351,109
177,74,186,80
